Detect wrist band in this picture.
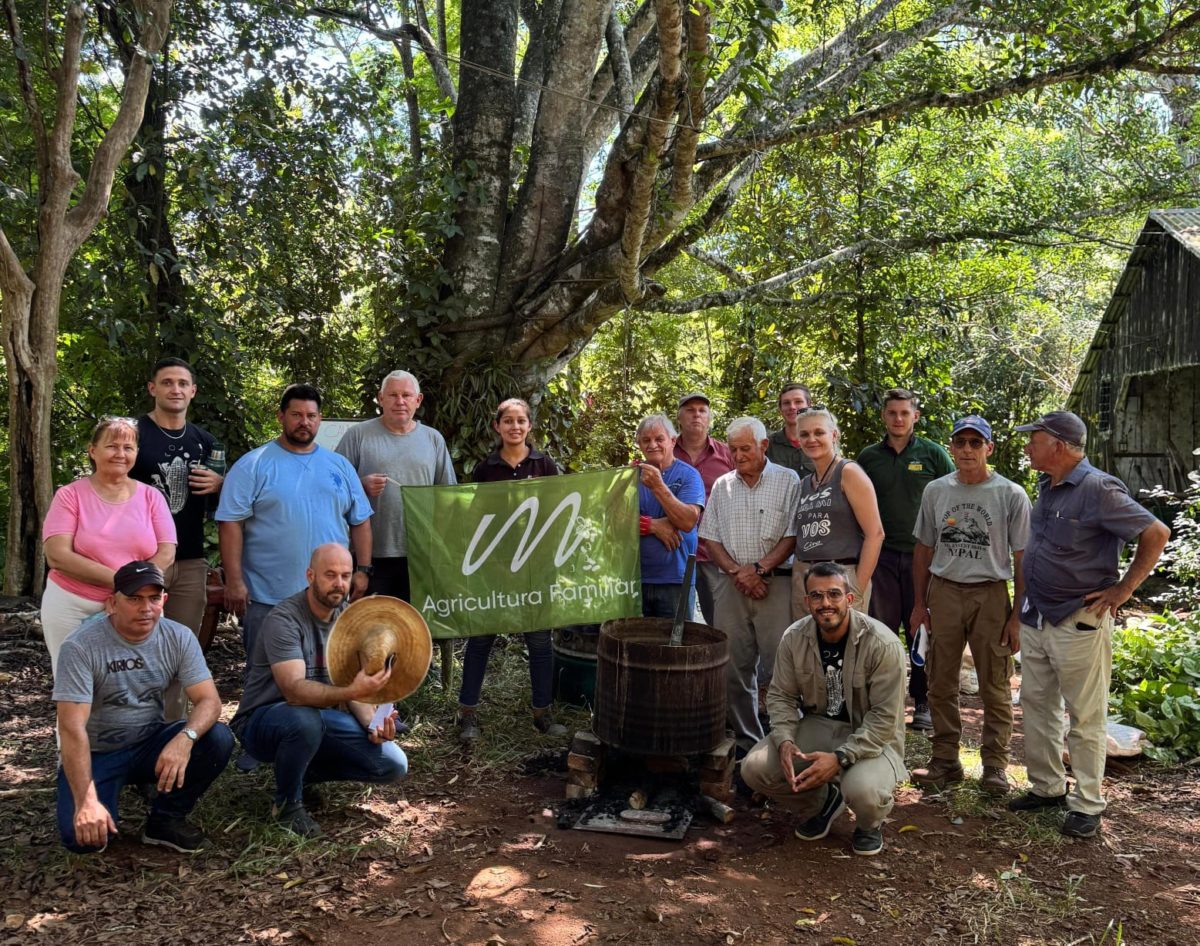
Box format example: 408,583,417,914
639,515,652,536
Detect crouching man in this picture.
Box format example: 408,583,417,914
55,561,234,853
740,562,906,856
231,544,408,838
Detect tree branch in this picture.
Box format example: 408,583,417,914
605,3,634,114
2,0,49,184
697,7,1200,163
685,246,749,284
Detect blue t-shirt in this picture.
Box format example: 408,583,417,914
215,441,373,605
638,460,706,585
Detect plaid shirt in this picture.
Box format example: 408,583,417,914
699,460,800,564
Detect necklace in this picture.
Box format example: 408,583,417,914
811,456,840,489
150,415,187,441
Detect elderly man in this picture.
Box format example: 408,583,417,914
857,387,954,731
636,414,705,618
765,382,814,476
54,561,234,853
217,383,374,656
673,393,734,623
336,370,457,603
741,563,905,856
698,417,800,753
1009,411,1168,839
909,415,1031,795
231,544,408,838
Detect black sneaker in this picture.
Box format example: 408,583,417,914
1007,791,1068,812
234,750,261,774
852,826,884,856
910,703,933,731
141,815,210,853
1060,811,1101,839
794,784,846,841
273,800,323,839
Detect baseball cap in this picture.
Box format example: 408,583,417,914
1014,411,1087,445
677,392,710,409
951,415,992,441
113,561,166,596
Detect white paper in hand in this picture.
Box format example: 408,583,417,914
910,623,930,668
369,702,395,732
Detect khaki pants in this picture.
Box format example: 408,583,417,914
163,558,209,721
1019,608,1113,816
741,715,900,830
926,576,1014,768
704,563,793,753
791,562,870,619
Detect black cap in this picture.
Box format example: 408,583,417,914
113,561,166,596
1014,411,1087,445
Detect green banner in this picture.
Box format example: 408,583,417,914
403,467,642,638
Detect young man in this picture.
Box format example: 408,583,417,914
130,357,223,719
1011,411,1168,838
740,562,906,856
54,562,233,853
856,388,954,730
765,382,814,476
909,416,1030,795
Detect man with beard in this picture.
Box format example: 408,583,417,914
231,545,407,837
740,562,906,856
217,384,373,657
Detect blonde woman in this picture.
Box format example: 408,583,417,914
791,408,884,616
41,417,176,675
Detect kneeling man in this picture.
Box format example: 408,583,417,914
55,561,234,853
741,562,906,856
232,544,407,838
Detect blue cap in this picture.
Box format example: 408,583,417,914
951,415,992,441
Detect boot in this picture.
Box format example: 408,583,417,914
911,757,965,790
979,766,1011,796
457,708,481,745
532,707,567,737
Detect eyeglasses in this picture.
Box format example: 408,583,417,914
951,437,987,449
798,405,828,414
806,589,846,603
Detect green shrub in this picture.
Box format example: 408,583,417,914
1109,611,1200,763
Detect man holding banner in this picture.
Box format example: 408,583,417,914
699,417,800,755
636,414,705,619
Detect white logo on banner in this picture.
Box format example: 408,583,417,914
461,493,585,576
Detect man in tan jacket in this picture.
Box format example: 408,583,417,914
741,562,906,856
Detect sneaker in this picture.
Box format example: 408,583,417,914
1061,811,1101,839
910,704,933,731
234,750,260,774
141,814,210,853
457,712,481,745
852,825,884,856
532,711,567,737
794,784,846,841
273,800,322,839
911,758,964,791
979,766,1011,796
1007,790,1067,812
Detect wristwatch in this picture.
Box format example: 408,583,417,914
753,562,767,577
834,748,851,769
356,564,375,576
183,728,198,743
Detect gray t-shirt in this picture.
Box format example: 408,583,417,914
335,418,457,557
53,613,211,752
913,471,1031,582
231,589,347,733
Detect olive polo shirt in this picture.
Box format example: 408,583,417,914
766,428,813,476
857,434,954,554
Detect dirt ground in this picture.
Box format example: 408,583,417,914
1,611,1198,946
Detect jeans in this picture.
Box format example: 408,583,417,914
641,583,694,620
458,630,554,709
57,720,234,852
868,547,927,704
237,703,408,806
241,600,276,660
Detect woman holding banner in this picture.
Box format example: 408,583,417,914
456,399,567,744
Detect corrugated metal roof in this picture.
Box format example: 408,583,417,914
1150,209,1200,262
1066,209,1199,410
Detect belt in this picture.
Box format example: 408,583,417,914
772,567,792,577
931,575,1003,589
799,558,859,567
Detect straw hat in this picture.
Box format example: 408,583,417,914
326,596,433,703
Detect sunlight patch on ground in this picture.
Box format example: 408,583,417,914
466,863,531,899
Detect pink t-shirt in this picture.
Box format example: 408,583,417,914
42,479,177,601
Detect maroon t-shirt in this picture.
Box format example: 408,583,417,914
673,437,734,562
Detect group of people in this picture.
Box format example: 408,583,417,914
40,361,1169,857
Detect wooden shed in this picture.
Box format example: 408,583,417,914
1067,209,1200,495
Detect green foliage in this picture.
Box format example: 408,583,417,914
1145,473,1200,603
1110,612,1200,763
